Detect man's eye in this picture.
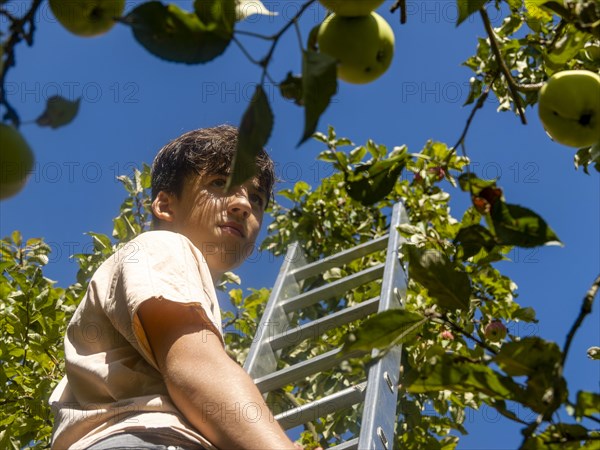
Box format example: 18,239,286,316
250,194,264,207
211,178,227,188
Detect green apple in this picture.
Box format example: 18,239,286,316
49,0,125,37
0,124,34,200
538,70,600,148
319,0,385,17
317,12,395,84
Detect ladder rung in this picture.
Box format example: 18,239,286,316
281,264,385,313
269,297,380,351
289,235,389,281
330,438,359,450
276,382,367,430
254,347,360,393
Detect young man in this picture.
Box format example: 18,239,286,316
50,125,300,449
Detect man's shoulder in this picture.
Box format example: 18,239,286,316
131,230,190,248
126,231,203,266
96,231,196,272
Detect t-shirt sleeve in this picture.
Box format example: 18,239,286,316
106,231,223,370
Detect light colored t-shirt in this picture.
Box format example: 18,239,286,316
49,230,222,450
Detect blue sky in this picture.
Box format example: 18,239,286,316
1,1,598,448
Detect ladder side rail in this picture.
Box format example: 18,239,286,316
358,203,409,450
289,235,389,281
244,242,303,378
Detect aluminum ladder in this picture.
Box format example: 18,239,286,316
244,202,408,450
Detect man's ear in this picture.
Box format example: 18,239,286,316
152,191,177,224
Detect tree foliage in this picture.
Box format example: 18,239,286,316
1,0,599,449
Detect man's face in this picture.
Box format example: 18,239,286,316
165,173,267,278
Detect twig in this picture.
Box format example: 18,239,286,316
259,0,317,85
449,74,497,155
472,8,543,93
583,413,600,425
444,71,498,199
561,273,600,367
545,434,600,444
44,348,60,367
293,20,304,52
0,396,34,406
516,81,544,93
232,36,276,85
21,266,41,367
490,400,530,425
0,0,44,126
232,35,262,66
441,316,499,355
479,9,527,124
283,390,319,442
234,29,273,40
0,6,17,21
519,414,545,449
390,0,407,24
520,274,600,448
546,20,568,54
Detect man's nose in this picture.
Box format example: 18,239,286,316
227,189,251,219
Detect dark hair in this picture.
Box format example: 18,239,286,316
151,125,275,222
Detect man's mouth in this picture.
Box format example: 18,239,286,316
220,222,244,237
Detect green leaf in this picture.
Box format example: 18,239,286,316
505,0,522,11
492,399,528,424
343,309,427,354
299,50,337,146
35,96,80,129
456,0,488,26
139,163,152,189
112,216,128,240
405,354,521,399
522,424,591,450
574,391,600,419
463,77,482,106
523,370,567,414
573,391,600,420
194,0,236,35
279,72,303,106
494,337,562,377
454,224,496,259
125,2,232,64
0,260,15,272
279,72,304,106
544,25,587,68
524,0,554,30
457,173,497,194
536,1,570,18
512,306,538,322
405,246,472,312
11,230,22,247
227,85,273,189
88,232,112,251
587,346,600,360
491,202,562,248
344,147,408,206
574,142,600,174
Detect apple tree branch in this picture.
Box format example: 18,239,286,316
0,0,45,127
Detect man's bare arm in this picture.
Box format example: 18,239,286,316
137,298,297,450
